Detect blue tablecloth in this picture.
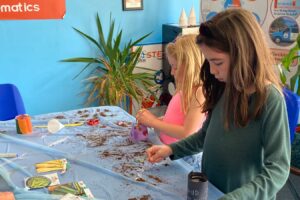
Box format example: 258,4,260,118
0,106,223,200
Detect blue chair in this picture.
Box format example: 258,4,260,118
0,83,26,121
283,88,300,143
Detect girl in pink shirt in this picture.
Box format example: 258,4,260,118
136,34,206,145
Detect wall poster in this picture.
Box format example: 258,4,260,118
0,0,65,20
200,0,300,74
130,44,164,114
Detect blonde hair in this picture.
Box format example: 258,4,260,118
197,8,282,128
166,34,205,113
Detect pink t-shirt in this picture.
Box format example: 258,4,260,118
159,92,184,144
159,91,205,144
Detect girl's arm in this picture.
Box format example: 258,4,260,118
220,90,291,200
136,110,185,138
136,88,205,139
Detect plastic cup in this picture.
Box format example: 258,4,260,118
15,114,32,134
47,119,64,133
130,123,148,142
187,171,208,200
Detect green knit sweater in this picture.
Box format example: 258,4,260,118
170,85,291,200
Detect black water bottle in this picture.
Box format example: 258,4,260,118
187,171,208,200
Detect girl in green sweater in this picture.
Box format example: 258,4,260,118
146,8,291,200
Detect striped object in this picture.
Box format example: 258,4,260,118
15,114,32,134
0,192,15,200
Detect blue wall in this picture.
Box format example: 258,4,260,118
0,0,199,115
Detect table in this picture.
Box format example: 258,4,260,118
0,106,223,200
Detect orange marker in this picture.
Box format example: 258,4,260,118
0,192,15,200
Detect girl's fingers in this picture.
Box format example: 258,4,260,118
150,150,164,163
137,108,146,115
136,109,146,121
151,156,163,163
146,145,167,163
146,146,156,157
146,146,160,162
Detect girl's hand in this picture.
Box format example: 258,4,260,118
136,109,157,127
146,145,172,163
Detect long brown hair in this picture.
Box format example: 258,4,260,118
166,34,205,113
197,8,282,129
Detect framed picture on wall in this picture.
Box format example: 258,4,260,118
122,0,143,11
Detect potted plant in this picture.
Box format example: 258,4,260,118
62,14,157,111
279,34,300,95
278,34,300,175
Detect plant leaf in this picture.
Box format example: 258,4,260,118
73,28,103,53
62,12,153,110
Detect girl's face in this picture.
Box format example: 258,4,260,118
200,44,230,82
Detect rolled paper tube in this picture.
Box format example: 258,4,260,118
15,114,32,134
34,123,83,128
187,171,208,200
0,153,17,158
0,192,15,200
64,123,84,127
